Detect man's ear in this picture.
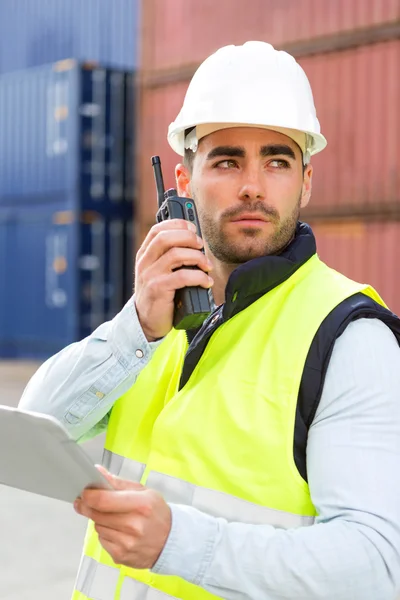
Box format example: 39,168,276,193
300,163,313,209
175,164,192,198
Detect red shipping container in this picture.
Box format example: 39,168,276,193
140,0,399,74
311,219,400,315
302,40,400,216
136,41,400,242
136,1,400,242
136,82,188,242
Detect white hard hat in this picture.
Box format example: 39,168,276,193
167,41,327,164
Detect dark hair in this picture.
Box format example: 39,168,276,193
183,147,195,172
183,128,195,172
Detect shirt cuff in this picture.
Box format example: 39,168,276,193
151,503,219,586
108,296,164,372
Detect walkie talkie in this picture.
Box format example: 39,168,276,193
151,156,212,330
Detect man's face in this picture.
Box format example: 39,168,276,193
176,127,313,264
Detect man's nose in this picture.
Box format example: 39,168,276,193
238,167,266,201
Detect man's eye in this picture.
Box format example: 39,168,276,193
215,159,237,169
269,159,290,169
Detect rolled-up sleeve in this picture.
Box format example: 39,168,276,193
19,297,163,442
152,318,400,600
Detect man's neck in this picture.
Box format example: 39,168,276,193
208,260,238,306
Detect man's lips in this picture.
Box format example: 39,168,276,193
230,213,271,224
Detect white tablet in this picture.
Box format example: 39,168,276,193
0,405,112,503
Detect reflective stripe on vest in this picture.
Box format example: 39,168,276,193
103,448,146,482
75,556,119,599
75,556,177,599
121,576,179,599
103,450,314,529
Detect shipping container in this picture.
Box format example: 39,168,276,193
140,0,399,75
124,73,136,203
0,0,139,74
123,218,135,304
137,0,400,243
0,197,134,359
0,56,135,358
137,82,188,241
0,208,13,343
0,200,78,358
0,60,136,204
105,70,126,204
301,40,400,217
0,60,103,200
311,219,400,315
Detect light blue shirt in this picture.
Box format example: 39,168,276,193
19,297,400,599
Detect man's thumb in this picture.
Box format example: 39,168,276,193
95,464,145,491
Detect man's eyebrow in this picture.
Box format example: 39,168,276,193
260,144,297,160
205,144,297,161
206,146,246,160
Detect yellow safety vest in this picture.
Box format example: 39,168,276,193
72,254,384,600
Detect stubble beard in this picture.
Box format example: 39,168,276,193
196,194,302,264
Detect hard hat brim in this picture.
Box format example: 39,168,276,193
168,121,327,158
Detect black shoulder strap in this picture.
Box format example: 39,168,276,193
294,293,400,482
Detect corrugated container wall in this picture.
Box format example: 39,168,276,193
311,220,400,315
301,40,400,218
0,208,134,359
0,61,135,358
0,200,79,357
141,0,399,73
0,0,139,73
0,199,133,358
137,0,400,244
0,62,82,199
0,61,136,205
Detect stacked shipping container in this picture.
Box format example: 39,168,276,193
309,220,400,311
0,1,139,358
137,0,400,313
0,0,139,73
0,61,134,358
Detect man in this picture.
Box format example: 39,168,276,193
20,41,400,600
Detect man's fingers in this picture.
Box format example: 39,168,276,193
80,488,151,514
137,219,196,259
137,228,203,271
94,524,143,549
94,523,118,542
78,505,117,527
96,536,125,566
95,465,145,492
75,502,138,531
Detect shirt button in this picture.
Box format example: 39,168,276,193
135,349,144,358
211,315,219,324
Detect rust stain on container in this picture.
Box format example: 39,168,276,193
52,211,75,225
53,59,77,72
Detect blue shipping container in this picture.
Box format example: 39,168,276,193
0,196,134,359
0,0,139,74
0,60,134,202
124,72,136,202
0,208,14,343
0,200,78,358
105,70,126,203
